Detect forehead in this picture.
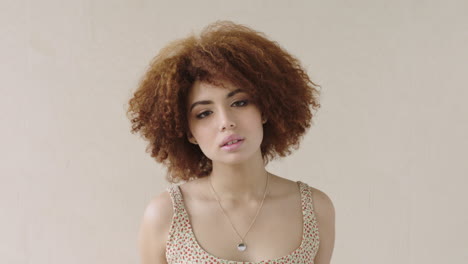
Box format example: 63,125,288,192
187,80,240,101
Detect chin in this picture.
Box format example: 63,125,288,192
212,149,261,166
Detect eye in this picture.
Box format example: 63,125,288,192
232,100,249,107
196,110,212,119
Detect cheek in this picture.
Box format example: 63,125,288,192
255,122,265,139
246,111,264,136
188,121,212,142
187,120,201,141
248,108,264,126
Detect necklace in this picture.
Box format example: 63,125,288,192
209,172,270,252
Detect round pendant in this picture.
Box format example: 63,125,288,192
237,242,247,251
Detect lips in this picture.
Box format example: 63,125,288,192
222,139,243,146
220,135,244,147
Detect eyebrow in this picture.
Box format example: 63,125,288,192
189,89,245,112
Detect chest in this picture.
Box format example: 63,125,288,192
185,194,304,262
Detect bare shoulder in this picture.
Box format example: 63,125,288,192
307,185,336,264
308,186,335,216
138,189,174,264
141,190,174,223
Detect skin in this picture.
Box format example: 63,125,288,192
138,80,335,263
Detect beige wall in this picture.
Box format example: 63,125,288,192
1,0,467,263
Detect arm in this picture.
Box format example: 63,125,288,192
311,187,336,264
138,191,174,264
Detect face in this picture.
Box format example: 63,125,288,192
186,80,265,165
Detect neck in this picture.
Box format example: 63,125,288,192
208,151,270,202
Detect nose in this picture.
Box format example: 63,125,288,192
218,108,236,131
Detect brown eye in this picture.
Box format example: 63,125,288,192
196,111,212,119
232,100,249,107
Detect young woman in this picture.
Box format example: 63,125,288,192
127,21,335,264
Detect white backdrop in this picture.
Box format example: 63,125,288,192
1,0,467,263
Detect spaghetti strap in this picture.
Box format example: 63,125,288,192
166,184,184,215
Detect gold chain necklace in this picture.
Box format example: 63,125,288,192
209,172,270,252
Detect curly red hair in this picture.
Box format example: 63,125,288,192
127,21,321,183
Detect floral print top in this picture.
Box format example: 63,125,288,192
165,181,320,264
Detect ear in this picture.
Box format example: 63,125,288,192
187,132,198,145
261,114,268,124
